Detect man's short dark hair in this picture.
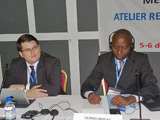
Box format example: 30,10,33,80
113,29,133,39
16,34,39,52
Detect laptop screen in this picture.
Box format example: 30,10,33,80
0,88,33,108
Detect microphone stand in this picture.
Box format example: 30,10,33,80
130,72,150,120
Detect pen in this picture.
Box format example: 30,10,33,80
94,88,97,95
93,88,100,104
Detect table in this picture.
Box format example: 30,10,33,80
0,95,160,120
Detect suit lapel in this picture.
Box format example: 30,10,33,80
37,54,44,84
118,52,135,84
20,60,27,84
110,57,117,82
104,54,117,86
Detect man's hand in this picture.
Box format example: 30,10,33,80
110,95,136,107
9,84,25,89
26,85,48,99
88,93,101,104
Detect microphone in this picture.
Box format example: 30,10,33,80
2,64,9,88
135,70,140,91
130,69,150,120
136,70,142,120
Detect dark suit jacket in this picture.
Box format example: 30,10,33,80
4,52,64,96
81,51,160,101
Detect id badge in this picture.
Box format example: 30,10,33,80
108,87,121,95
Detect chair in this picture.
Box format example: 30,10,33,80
61,70,67,93
101,78,107,96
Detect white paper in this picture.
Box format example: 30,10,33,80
83,99,104,113
73,113,122,120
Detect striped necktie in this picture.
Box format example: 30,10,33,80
118,60,124,75
30,66,35,83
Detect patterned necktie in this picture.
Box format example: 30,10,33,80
118,60,124,75
30,66,35,83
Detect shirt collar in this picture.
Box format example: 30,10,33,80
115,57,127,62
26,60,39,69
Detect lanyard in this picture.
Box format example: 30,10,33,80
27,59,40,83
114,57,127,88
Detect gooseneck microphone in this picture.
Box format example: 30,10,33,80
135,70,142,120
130,70,150,120
3,64,9,84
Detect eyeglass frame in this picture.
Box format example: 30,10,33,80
21,45,40,53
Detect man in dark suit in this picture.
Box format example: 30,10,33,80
4,34,63,99
81,29,160,106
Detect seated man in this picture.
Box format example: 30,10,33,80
3,34,64,99
81,29,160,106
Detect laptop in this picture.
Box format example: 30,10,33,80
142,96,160,111
0,55,34,108
0,88,34,108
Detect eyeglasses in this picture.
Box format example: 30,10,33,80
22,45,40,53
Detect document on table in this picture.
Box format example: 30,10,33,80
82,99,104,113
107,94,139,112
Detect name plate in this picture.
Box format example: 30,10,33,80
73,113,122,120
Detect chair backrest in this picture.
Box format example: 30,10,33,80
61,70,67,93
101,78,107,96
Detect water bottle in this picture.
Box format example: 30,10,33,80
4,97,16,120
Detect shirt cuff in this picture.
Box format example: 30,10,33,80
25,84,30,90
131,95,142,102
84,91,94,98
